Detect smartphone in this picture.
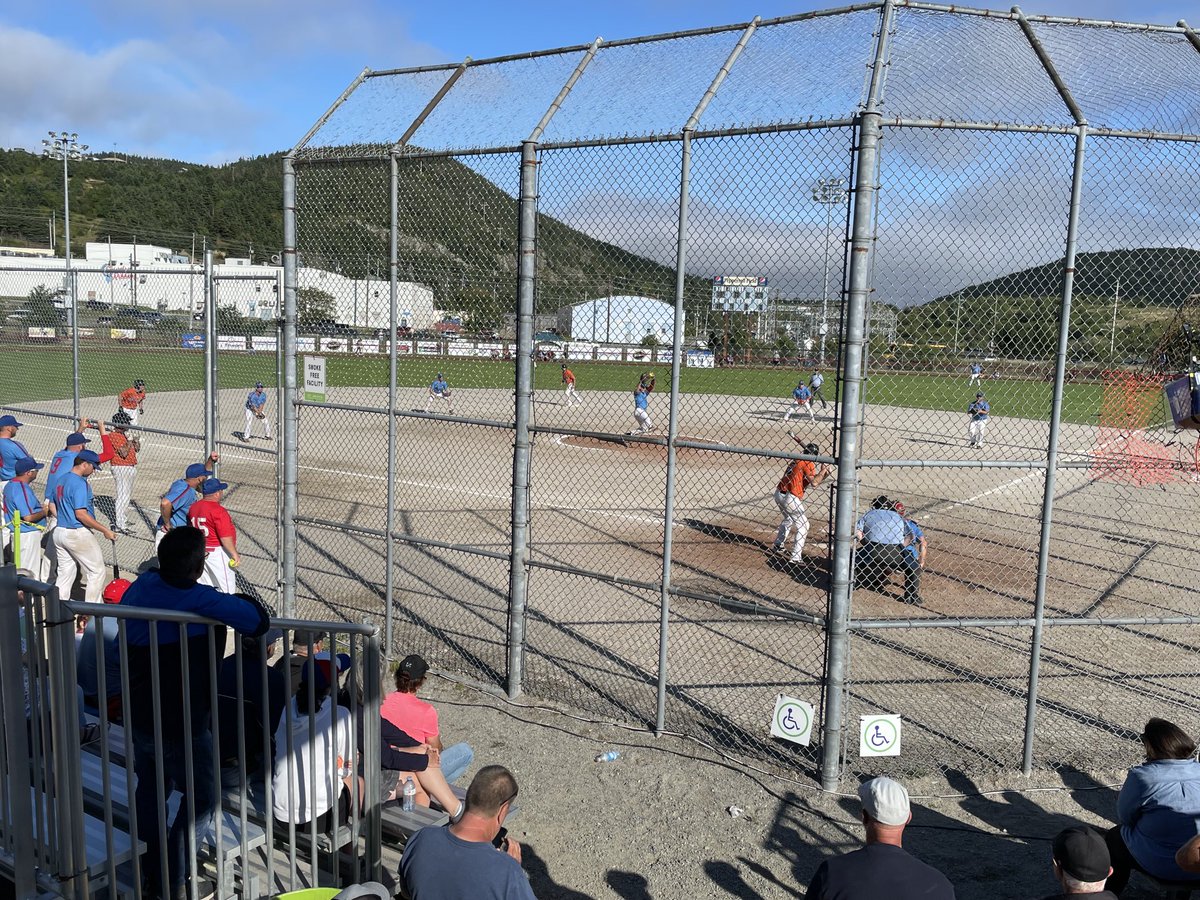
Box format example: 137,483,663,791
491,827,508,850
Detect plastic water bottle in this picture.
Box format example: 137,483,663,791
594,750,620,763
402,777,416,811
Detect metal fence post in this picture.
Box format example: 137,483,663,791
0,566,35,898
819,0,893,793
385,153,400,661
204,249,217,461
281,156,300,618
506,141,538,698
43,581,88,899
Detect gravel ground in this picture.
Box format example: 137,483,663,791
420,674,1163,900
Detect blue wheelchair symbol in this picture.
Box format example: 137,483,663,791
783,707,799,731
869,724,890,748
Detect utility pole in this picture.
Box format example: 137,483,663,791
1109,278,1121,357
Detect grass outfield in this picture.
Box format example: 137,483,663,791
0,345,1106,425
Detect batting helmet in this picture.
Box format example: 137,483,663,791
134,379,145,388
803,443,820,457
893,500,907,515
102,578,131,604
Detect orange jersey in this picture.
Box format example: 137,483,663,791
777,459,817,498
108,432,137,467
119,387,145,409
562,369,575,385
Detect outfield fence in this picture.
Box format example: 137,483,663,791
4,1,1200,789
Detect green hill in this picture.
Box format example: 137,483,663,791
0,148,708,331
896,248,1200,363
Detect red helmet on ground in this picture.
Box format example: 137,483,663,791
102,578,131,604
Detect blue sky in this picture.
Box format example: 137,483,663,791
0,0,1188,164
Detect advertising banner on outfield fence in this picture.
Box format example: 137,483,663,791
383,340,414,354
477,343,502,358
303,356,326,402
319,337,350,352
27,327,55,339
218,335,247,351
77,328,94,338
655,349,674,363
595,346,623,361
251,336,278,351
448,343,474,357
181,333,205,349
568,341,596,360
354,338,380,354
110,328,137,341
686,349,715,368
296,337,316,352
416,341,439,355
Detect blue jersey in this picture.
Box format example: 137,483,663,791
246,389,267,411
904,519,925,562
55,472,94,530
0,437,31,480
970,364,983,374
44,449,78,503
4,480,43,533
969,400,990,421
634,388,649,410
157,478,198,529
430,379,448,395
793,385,812,402
855,508,907,545
121,569,266,646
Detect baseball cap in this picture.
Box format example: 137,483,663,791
200,478,228,495
1052,826,1110,883
0,415,21,427
398,654,429,681
858,776,910,826
185,463,209,479
255,381,264,389
65,432,90,447
102,578,131,604
893,501,907,516
976,392,984,398
14,457,43,475
292,628,325,648
76,449,101,465
134,379,145,387
262,626,284,645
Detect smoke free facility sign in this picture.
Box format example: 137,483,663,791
303,356,326,402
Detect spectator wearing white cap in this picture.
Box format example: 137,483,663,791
806,776,954,900
242,381,272,442
1042,825,1116,900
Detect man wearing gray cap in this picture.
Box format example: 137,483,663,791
806,775,954,900
1041,825,1115,900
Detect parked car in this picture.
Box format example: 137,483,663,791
85,300,111,310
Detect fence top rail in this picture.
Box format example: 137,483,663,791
898,0,1192,32
60,597,379,638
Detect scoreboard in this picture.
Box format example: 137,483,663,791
711,275,769,313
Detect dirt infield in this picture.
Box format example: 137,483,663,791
10,382,1199,780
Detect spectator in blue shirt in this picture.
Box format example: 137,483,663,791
854,496,914,600
77,577,130,722
122,526,270,900
1105,718,1200,895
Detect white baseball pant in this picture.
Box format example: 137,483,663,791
0,479,8,550
154,527,167,550
633,408,652,433
969,374,980,386
565,384,580,405
784,401,814,423
773,490,810,562
968,419,988,446
244,407,272,439
112,466,136,530
54,527,106,603
198,545,237,594
120,408,140,426
425,393,453,414
11,527,49,581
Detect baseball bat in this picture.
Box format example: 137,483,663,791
110,538,120,580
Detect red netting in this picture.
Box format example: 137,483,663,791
1091,370,1176,485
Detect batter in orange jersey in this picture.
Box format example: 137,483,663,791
771,434,831,564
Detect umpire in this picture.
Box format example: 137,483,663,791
854,495,915,602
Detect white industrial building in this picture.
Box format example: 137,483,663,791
0,248,436,328
557,295,681,344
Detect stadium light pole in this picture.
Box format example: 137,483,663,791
43,131,88,419
812,177,847,366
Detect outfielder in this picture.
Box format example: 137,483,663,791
630,371,655,435
809,370,828,409
188,478,241,593
772,435,831,564
967,391,990,449
109,411,140,534
5,457,50,580
425,373,454,414
561,364,581,406
118,379,147,426
242,381,272,441
969,363,983,386
155,455,218,549
783,381,815,423
54,448,116,603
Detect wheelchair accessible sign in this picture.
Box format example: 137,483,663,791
860,714,902,757
770,695,815,746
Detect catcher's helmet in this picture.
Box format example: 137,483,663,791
803,442,820,456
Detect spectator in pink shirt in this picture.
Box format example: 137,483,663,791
381,655,474,785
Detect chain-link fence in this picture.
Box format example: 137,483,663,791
285,1,1200,787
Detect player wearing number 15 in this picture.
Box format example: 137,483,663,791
188,479,241,593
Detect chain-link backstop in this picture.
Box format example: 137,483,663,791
283,1,1200,787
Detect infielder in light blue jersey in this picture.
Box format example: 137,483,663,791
425,373,454,414
242,382,272,441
